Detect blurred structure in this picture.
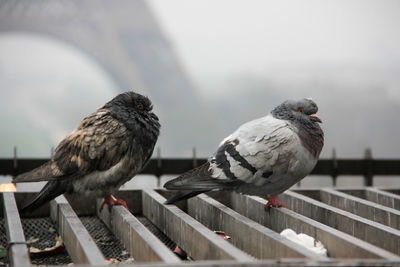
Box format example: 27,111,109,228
0,0,212,155
0,0,192,98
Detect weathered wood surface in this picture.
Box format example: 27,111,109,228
187,194,327,260
88,259,400,267
142,189,254,262
364,188,400,210
8,188,400,266
319,188,400,229
50,195,107,265
97,199,181,263
13,190,143,218
279,190,400,255
227,192,400,260
1,192,31,266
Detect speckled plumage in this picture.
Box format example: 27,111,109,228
14,91,160,212
164,98,323,204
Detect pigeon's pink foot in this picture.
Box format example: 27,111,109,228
99,195,128,212
265,195,286,210
173,230,229,260
173,246,188,260
214,230,231,240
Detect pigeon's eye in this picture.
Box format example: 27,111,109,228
298,108,304,114
137,104,144,110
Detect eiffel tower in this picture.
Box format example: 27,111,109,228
0,0,212,155
0,0,198,107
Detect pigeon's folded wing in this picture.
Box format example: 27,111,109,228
165,116,299,191
164,162,244,190
14,110,130,182
211,115,299,184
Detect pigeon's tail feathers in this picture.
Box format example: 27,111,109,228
164,190,208,204
164,178,242,191
19,181,66,213
164,162,243,191
13,161,59,183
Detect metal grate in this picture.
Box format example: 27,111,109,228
80,216,130,261
0,217,72,266
136,216,177,251
22,217,71,265
0,219,9,266
1,188,400,266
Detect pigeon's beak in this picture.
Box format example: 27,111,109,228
148,110,159,121
310,113,322,123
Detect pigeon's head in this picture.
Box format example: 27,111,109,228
104,91,159,121
272,98,322,124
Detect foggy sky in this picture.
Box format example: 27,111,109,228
1,0,400,161
149,0,400,84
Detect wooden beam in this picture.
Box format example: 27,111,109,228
319,188,400,229
89,258,400,267
141,189,253,262
187,194,328,260
228,192,400,260
364,188,400,210
279,191,400,255
50,195,107,265
1,192,31,266
96,199,181,263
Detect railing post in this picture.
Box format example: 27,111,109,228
13,146,18,177
332,148,338,186
192,147,198,168
156,147,162,187
364,148,373,186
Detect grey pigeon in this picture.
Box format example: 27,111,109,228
14,91,160,213
164,98,323,208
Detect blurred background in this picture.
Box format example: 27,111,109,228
0,0,399,187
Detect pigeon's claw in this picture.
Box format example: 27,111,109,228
173,246,188,260
265,196,286,210
99,195,128,212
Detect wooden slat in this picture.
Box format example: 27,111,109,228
228,192,400,260
1,192,31,266
364,188,400,210
141,189,254,262
279,191,400,255
319,188,400,229
187,194,328,260
50,195,107,265
108,259,400,267
96,199,181,263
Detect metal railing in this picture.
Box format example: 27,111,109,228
1,148,399,186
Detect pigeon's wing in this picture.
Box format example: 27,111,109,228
165,115,298,192
219,115,299,184
164,162,244,190
163,162,244,204
164,190,209,204
14,109,130,183
19,180,67,213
